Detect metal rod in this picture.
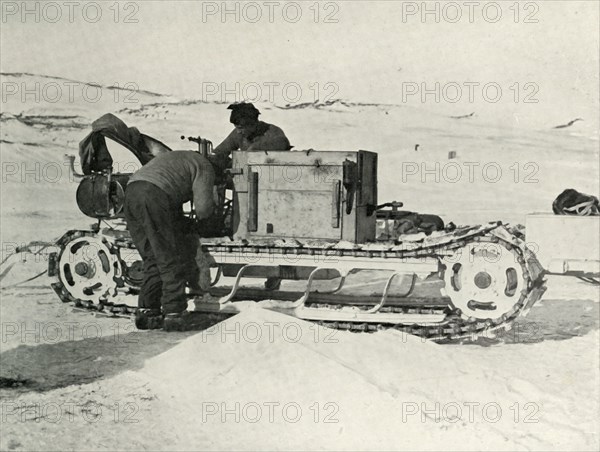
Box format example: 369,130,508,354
316,274,347,294
366,273,417,314
398,273,418,297
366,272,399,313
291,267,323,308
248,171,259,232
219,264,250,304
210,266,223,286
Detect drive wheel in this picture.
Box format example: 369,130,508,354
58,236,120,304
442,240,527,321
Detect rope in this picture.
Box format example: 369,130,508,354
0,270,48,289
0,239,57,287
563,200,600,216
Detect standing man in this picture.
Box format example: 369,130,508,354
124,151,216,331
213,102,291,161
214,102,291,290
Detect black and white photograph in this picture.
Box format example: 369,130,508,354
0,1,598,450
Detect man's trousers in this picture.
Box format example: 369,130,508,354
123,181,199,314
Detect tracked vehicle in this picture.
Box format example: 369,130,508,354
49,114,548,341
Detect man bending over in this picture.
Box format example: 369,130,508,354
124,151,216,331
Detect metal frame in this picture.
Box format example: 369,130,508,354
193,256,430,326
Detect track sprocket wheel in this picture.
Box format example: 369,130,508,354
58,236,121,304
442,239,526,321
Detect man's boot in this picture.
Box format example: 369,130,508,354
163,311,209,332
135,308,164,330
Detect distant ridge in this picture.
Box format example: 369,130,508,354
12,112,88,129
0,72,166,98
1,72,416,114
274,99,402,110
116,98,230,116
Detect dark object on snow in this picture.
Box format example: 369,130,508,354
553,189,599,216
553,118,583,129
450,112,475,119
79,113,171,174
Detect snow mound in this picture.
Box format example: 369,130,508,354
136,308,598,451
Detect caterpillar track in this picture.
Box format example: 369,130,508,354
47,121,548,341
50,222,547,342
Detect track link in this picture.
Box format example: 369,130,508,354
50,223,546,342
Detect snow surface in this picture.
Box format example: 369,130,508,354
0,73,598,451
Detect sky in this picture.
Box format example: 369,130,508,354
1,0,599,128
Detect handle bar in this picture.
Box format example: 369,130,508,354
181,135,213,156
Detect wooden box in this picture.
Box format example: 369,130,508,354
231,150,377,243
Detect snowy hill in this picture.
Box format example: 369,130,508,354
0,72,598,451
1,72,598,244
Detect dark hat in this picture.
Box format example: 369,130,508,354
228,102,260,125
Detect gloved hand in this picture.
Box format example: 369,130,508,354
180,216,200,235
196,214,225,238
207,154,232,185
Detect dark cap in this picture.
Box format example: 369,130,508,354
228,102,260,125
